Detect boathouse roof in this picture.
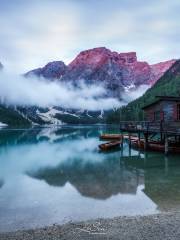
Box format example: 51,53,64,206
142,96,180,110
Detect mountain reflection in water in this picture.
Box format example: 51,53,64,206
29,157,143,199
0,126,180,231
0,180,3,188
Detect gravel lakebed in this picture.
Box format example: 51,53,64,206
1,211,180,240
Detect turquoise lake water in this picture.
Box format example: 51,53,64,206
0,125,180,232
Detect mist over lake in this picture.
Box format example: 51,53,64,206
0,126,180,232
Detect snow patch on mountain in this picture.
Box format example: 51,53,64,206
98,110,104,119
36,108,64,125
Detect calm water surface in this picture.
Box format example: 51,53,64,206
0,125,180,232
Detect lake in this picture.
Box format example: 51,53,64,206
0,125,180,232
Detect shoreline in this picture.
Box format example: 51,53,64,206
1,212,180,240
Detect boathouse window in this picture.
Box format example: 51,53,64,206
177,104,180,120
154,111,161,121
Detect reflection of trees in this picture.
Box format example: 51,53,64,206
29,157,143,200
0,126,105,146
144,167,180,211
122,154,180,211
0,129,41,146
0,128,82,146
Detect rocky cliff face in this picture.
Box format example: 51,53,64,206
149,60,176,85
26,61,67,80
62,48,152,98
26,47,176,99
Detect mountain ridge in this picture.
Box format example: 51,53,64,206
26,47,176,100
25,61,67,80
0,49,178,126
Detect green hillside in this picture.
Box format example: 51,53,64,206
0,105,30,127
106,60,180,123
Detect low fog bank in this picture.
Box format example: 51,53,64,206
122,85,150,103
0,71,150,111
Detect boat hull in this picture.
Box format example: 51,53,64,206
131,140,180,153
100,134,122,141
99,141,121,151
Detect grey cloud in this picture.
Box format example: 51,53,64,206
0,71,121,110
0,0,179,71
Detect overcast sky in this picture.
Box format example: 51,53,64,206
0,0,179,72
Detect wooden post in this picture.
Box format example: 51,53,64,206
121,133,124,149
129,133,131,147
144,151,148,167
138,132,141,148
121,134,124,157
164,156,169,174
144,133,148,151
160,133,163,143
165,135,169,155
128,133,131,156
160,121,163,142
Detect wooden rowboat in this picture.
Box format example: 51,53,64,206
99,134,122,140
99,141,121,151
131,139,180,153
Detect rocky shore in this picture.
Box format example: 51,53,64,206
1,212,180,240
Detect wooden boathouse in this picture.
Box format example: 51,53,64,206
120,96,180,155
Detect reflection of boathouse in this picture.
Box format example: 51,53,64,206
121,153,180,211
143,156,180,211
143,169,180,211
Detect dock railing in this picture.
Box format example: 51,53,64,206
120,121,180,135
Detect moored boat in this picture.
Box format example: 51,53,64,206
99,141,121,151
99,134,122,140
131,139,180,153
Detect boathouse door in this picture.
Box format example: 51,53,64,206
177,104,180,120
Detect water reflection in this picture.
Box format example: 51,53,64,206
0,127,90,146
121,153,180,211
0,126,180,231
29,157,143,199
0,179,3,188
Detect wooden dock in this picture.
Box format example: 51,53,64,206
119,121,180,155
